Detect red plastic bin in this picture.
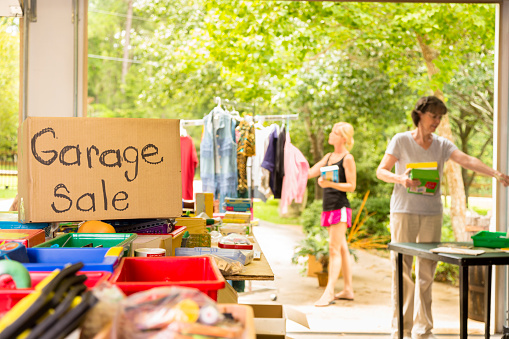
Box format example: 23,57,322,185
0,271,111,316
109,256,225,300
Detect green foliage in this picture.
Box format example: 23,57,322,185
85,0,496,205
292,199,331,273
349,196,391,239
435,262,459,286
300,200,323,234
291,227,330,272
0,18,19,158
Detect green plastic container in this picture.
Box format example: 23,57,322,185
35,233,137,257
471,231,509,248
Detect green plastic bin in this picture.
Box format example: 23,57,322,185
35,233,137,257
471,231,509,248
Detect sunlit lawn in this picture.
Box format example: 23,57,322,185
253,197,300,225
256,195,493,227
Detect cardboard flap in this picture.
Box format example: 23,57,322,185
284,306,309,329
254,318,285,335
250,304,283,318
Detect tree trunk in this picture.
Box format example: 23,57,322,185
121,0,134,91
302,105,324,200
416,35,468,241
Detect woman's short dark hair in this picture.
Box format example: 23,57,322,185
411,96,447,126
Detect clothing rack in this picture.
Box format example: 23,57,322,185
254,114,299,121
180,119,204,126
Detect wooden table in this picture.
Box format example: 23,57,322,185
388,242,509,339
222,237,275,281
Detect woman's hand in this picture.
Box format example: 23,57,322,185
494,172,509,187
400,168,421,188
318,177,332,188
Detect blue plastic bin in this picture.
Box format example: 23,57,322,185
23,247,123,272
0,212,51,237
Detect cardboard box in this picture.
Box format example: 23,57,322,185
195,192,214,218
158,233,182,256
247,304,309,339
18,117,182,223
217,281,239,304
130,235,164,256
0,229,46,248
131,233,185,256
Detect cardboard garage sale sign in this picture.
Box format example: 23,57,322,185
18,117,182,223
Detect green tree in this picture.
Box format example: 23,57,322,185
0,18,19,158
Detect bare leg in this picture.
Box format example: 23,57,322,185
335,225,354,300
315,222,352,306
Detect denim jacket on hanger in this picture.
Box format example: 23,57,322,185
200,107,238,212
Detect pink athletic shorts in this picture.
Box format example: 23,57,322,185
321,207,352,228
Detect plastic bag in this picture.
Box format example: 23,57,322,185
210,230,222,246
80,281,125,339
112,287,243,339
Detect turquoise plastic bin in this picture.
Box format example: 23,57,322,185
35,233,137,257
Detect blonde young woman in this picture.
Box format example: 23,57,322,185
308,122,356,307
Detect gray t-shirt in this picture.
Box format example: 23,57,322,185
385,131,458,215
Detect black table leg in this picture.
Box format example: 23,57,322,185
397,253,403,339
484,265,492,339
460,265,468,339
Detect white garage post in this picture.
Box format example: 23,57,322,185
495,1,509,334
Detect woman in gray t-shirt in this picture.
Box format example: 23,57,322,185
376,96,509,339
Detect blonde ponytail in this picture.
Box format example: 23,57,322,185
335,122,354,150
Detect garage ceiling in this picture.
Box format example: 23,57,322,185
0,0,23,17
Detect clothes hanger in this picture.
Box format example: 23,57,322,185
254,116,264,129
180,122,188,137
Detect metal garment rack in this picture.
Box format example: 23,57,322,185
244,113,300,299
180,119,204,126
253,114,299,121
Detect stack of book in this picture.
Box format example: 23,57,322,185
224,212,251,223
224,198,252,212
406,162,439,195
320,165,339,183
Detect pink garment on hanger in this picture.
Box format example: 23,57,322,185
180,135,198,200
280,132,310,214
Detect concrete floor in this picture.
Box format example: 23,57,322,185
240,220,490,338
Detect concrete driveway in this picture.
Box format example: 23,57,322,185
241,220,487,338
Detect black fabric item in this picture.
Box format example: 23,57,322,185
273,126,286,199
323,154,350,212
261,128,278,196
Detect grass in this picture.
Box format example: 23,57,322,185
0,175,17,192
253,197,301,225
471,206,490,216
0,189,16,200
